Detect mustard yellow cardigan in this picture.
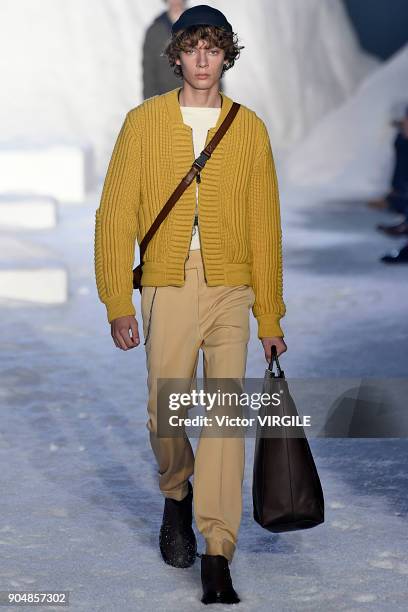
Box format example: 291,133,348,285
94,87,286,338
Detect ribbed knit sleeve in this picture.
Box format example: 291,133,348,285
94,112,141,324
248,121,286,338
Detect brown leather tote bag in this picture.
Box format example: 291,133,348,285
253,346,325,532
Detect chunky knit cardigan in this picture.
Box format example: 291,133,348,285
94,86,286,338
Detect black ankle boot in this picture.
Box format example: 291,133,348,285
159,480,197,568
201,554,240,604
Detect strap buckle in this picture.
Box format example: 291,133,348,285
193,150,211,170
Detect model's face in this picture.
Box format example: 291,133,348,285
176,39,227,89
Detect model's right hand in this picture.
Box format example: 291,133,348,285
111,315,140,350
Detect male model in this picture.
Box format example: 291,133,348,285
94,5,287,605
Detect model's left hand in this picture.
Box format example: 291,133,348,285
261,337,287,363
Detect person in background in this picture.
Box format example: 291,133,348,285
142,0,187,98
370,106,408,263
367,106,408,233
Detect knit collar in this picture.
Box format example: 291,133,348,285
164,86,234,133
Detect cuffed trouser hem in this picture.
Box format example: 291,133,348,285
160,481,190,501
205,538,236,564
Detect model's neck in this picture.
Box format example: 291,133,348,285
178,86,222,108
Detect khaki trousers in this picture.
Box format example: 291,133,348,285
141,248,255,562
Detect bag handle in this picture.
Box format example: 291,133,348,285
133,101,241,292
268,345,285,378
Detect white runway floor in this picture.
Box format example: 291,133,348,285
0,183,407,611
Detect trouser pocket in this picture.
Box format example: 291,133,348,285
236,284,256,308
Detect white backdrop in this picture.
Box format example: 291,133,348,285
0,0,378,181
285,44,408,197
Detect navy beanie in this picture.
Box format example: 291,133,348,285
171,4,233,35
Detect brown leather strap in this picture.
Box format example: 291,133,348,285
138,101,241,264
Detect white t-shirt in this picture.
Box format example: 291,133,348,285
180,105,221,250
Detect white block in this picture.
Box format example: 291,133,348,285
0,265,68,304
0,194,58,229
0,144,93,203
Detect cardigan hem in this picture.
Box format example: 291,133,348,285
141,260,252,286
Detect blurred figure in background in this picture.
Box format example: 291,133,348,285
376,106,408,236
142,0,187,98
369,105,408,263
368,105,408,234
